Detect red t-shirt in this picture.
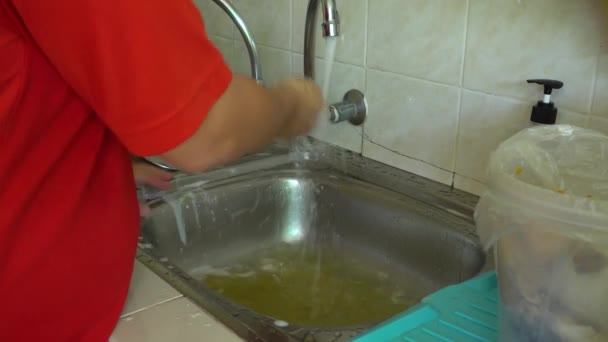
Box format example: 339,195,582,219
0,0,231,340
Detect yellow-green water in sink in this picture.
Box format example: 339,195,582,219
200,243,419,327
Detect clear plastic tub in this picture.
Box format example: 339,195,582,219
475,125,608,342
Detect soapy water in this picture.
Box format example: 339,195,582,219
164,195,186,245
289,136,315,165
195,243,420,327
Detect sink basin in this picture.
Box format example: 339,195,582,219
138,140,486,342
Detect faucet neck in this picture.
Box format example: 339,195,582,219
212,0,263,83
304,0,319,79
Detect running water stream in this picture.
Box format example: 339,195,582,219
322,37,339,99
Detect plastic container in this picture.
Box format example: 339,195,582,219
475,125,608,342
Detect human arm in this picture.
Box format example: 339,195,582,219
12,0,322,173
160,76,322,172
132,161,172,190
132,160,173,217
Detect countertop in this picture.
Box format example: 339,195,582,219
110,261,243,342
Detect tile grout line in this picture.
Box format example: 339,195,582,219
458,0,470,88
364,139,455,174
361,0,370,155
452,0,471,188
120,295,184,319
363,0,369,70
361,67,369,155
452,89,464,189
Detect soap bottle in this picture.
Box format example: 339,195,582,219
526,79,564,126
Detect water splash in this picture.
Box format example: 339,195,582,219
163,194,187,245
289,37,338,297
289,137,314,166
183,192,201,231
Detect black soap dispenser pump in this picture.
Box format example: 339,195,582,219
526,79,564,125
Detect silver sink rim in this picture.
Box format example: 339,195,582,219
137,138,489,342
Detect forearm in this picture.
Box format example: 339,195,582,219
160,75,298,173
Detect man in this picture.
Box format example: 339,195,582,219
0,0,323,341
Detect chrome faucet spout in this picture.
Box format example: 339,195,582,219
321,0,340,38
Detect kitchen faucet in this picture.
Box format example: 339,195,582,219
304,0,367,126
146,0,365,171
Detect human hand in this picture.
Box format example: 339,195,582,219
132,161,173,190
276,78,323,138
133,161,173,217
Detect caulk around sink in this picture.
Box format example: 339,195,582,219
526,79,564,125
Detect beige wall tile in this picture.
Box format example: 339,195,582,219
455,90,530,184
455,90,589,188
367,0,468,85
195,0,235,39
364,69,460,172
234,44,291,86
292,0,367,66
232,0,292,50
464,0,603,113
557,108,589,127
593,53,608,117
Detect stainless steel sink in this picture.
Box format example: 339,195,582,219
137,139,487,342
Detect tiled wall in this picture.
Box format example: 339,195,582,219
194,0,608,195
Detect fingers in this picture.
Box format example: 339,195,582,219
139,202,152,218
133,162,173,189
